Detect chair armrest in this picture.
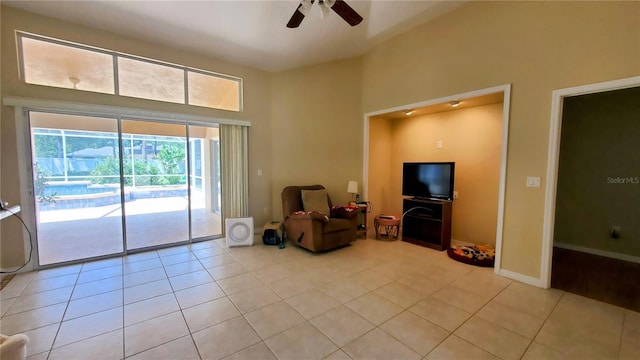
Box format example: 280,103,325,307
0,334,29,360
287,211,329,224
330,206,360,219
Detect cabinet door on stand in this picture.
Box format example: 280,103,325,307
402,198,452,250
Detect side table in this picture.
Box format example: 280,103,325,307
374,215,401,240
349,202,369,239
356,203,368,238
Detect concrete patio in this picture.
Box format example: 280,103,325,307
36,196,221,265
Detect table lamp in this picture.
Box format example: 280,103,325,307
347,181,359,202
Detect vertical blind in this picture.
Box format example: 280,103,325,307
220,124,249,227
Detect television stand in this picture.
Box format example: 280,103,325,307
402,198,452,251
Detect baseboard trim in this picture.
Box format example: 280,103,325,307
0,266,34,274
451,239,496,248
498,268,546,288
451,239,472,247
554,242,640,264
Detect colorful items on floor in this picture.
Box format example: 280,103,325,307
447,244,495,267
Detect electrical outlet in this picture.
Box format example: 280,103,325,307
453,191,459,199
611,226,621,239
436,140,443,149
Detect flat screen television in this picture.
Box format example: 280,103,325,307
402,162,455,201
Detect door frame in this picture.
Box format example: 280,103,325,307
541,75,640,288
8,96,247,271
211,139,222,215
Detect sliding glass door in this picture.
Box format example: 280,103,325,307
31,112,125,265
120,120,190,250
189,126,222,239
29,112,222,266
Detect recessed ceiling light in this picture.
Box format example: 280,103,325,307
449,101,461,108
404,109,414,115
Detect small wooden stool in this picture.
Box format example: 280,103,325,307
374,215,401,240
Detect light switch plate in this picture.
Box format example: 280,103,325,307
526,177,541,188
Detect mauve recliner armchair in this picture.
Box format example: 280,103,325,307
281,185,359,252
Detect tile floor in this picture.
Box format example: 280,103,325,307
1,237,639,360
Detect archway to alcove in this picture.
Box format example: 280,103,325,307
362,85,511,274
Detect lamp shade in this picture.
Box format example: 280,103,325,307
347,181,358,194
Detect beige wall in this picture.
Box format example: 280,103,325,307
361,1,639,279
369,103,503,245
270,58,363,218
367,117,393,227
0,5,272,268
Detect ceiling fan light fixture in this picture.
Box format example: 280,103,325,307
299,0,313,16
319,0,336,18
287,0,362,28
319,3,330,18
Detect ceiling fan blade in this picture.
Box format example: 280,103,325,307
330,0,363,26
286,4,306,28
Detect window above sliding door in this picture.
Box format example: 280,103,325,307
18,32,243,112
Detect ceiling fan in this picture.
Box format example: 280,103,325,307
287,0,363,28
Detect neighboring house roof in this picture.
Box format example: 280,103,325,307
71,146,116,158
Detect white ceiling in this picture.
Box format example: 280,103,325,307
372,92,504,120
5,0,466,72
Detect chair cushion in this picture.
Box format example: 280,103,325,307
301,189,330,215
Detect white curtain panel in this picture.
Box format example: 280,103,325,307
220,124,249,225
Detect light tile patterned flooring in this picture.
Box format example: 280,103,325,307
1,237,639,360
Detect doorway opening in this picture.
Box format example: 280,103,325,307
543,76,640,311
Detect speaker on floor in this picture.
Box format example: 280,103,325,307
225,217,254,247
